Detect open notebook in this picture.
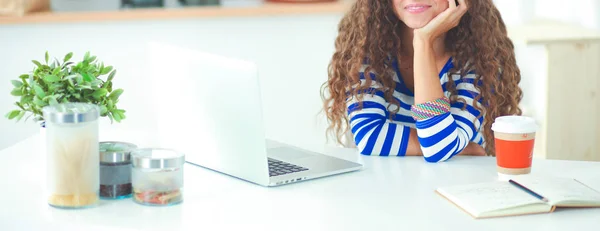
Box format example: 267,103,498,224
436,175,600,219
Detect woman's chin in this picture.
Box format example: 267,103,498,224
404,21,429,29
402,18,433,29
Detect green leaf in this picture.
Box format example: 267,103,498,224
107,113,114,124
78,84,93,90
112,111,122,122
44,93,63,102
101,66,113,75
49,97,59,106
67,79,75,87
15,111,25,122
19,74,29,80
43,75,60,83
64,52,73,62
11,80,23,88
62,62,74,69
117,111,126,121
33,97,47,107
75,74,84,84
92,88,108,99
33,84,45,98
99,105,108,115
88,56,97,63
57,70,66,79
47,84,55,93
52,67,60,76
82,73,94,82
73,93,81,99
107,70,116,82
65,74,78,80
20,95,32,104
84,51,90,61
45,51,49,64
6,110,21,120
15,102,25,110
91,80,103,89
78,81,92,88
107,99,114,108
61,98,69,103
52,83,63,89
108,89,123,100
10,88,23,96
32,60,42,68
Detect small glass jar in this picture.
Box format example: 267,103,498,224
99,142,138,199
43,103,100,209
131,148,185,206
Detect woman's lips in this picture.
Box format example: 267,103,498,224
405,4,432,13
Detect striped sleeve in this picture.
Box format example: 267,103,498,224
415,74,484,162
346,73,412,156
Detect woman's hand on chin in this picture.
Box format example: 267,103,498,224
414,0,468,44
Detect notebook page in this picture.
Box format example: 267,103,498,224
512,175,600,205
437,181,545,215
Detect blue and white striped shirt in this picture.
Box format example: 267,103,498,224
347,58,484,162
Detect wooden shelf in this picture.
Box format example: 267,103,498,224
0,1,350,25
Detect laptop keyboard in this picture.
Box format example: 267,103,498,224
268,158,309,177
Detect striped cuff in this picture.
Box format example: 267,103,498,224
411,97,451,121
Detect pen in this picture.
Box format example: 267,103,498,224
508,179,549,202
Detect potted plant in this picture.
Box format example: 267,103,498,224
5,51,126,129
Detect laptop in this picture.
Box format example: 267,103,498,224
146,42,362,187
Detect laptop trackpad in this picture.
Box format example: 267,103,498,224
267,146,317,160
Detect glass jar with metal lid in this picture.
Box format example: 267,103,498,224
43,103,100,209
99,141,138,199
131,148,185,206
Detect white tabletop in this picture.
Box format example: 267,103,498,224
1,132,600,231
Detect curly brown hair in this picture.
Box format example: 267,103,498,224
321,0,522,156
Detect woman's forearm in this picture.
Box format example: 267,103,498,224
404,127,486,156
405,128,424,156
404,37,447,157
412,38,445,104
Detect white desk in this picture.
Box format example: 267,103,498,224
1,133,599,231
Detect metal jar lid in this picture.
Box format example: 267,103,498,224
99,141,138,163
131,148,185,169
42,103,100,124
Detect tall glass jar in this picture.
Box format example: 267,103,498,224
43,103,100,209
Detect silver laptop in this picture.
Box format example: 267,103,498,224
146,42,362,187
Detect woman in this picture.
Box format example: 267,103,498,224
321,0,522,162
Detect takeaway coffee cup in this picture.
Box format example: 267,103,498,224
491,116,537,180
